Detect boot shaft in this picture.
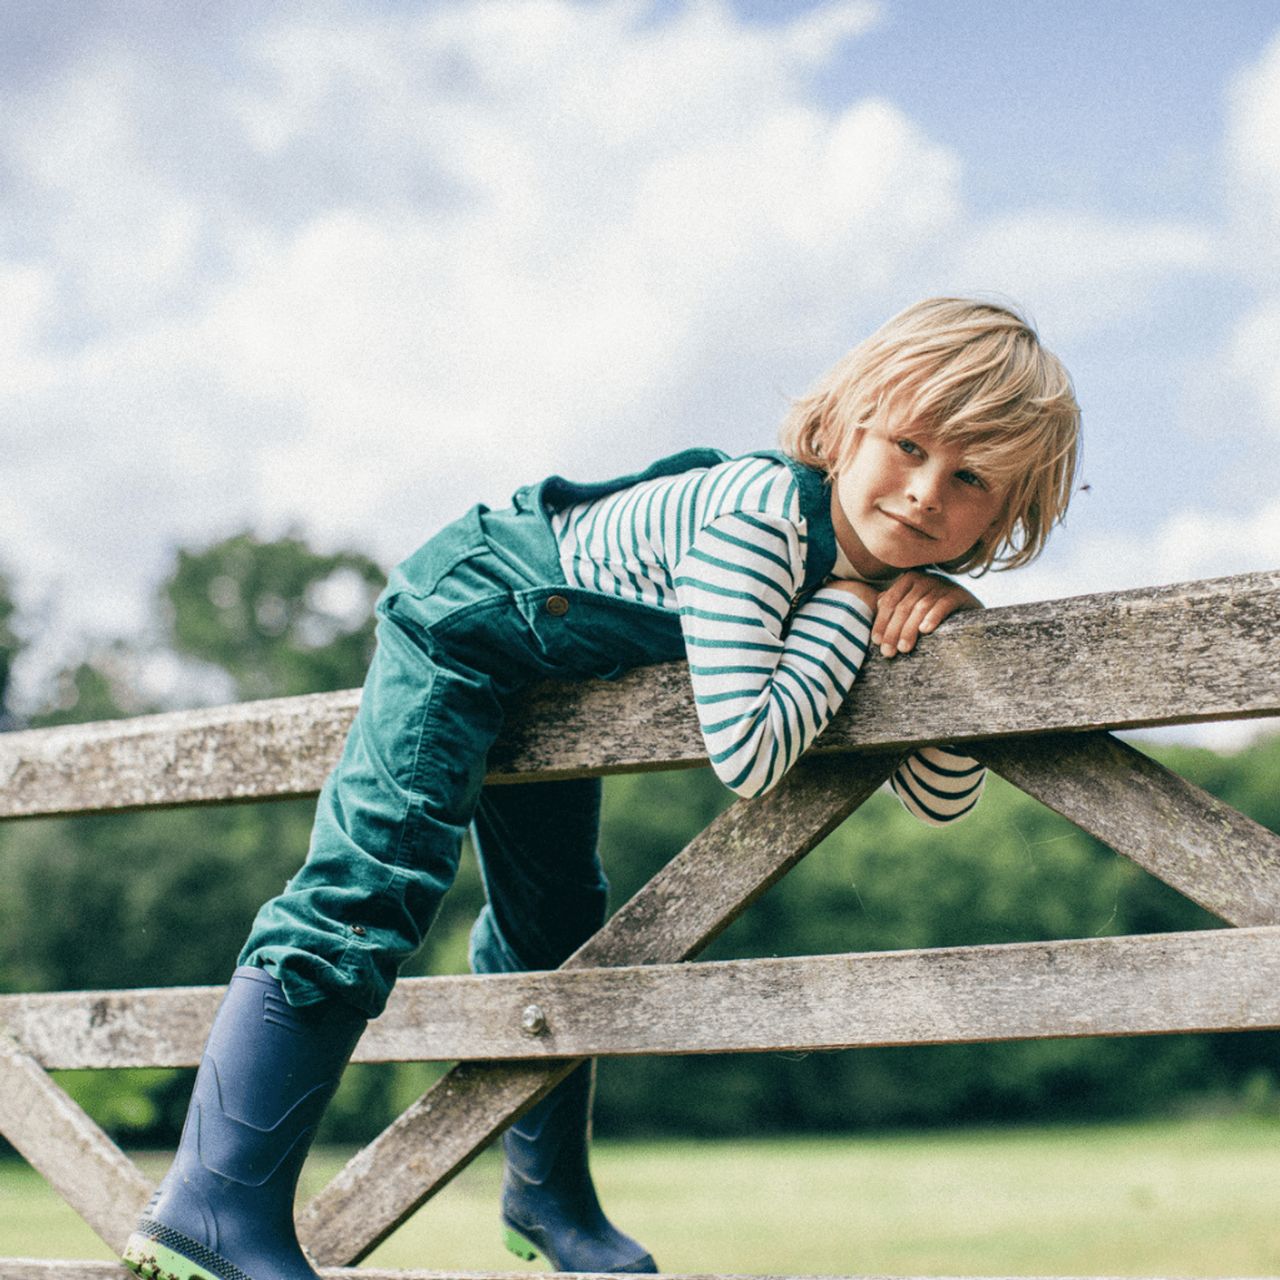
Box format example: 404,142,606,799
187,966,366,1189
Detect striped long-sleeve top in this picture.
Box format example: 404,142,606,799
550,454,986,825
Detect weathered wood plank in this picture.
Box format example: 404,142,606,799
0,689,360,820
10,927,1279,1069
502,569,1280,781
0,1034,151,1254
3,1267,1237,1280
0,984,221,1070
978,733,1280,927
297,754,899,1265
379,926,1280,1052
3,570,1278,820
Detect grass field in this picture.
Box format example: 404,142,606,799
3,1115,1278,1274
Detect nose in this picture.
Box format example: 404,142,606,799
906,464,945,512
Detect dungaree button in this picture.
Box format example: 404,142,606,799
545,594,570,617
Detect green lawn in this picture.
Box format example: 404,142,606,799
3,1116,1278,1274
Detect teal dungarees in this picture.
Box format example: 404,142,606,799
241,449,837,1017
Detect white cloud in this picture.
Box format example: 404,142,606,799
1226,295,1280,430
1211,33,1280,439
1226,26,1280,266
0,0,1270,756
2,0,958,632
978,494,1280,612
949,210,1216,341
0,263,59,401
6,54,204,322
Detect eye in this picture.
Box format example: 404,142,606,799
955,468,986,490
895,437,923,457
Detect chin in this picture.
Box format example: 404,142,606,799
868,544,926,572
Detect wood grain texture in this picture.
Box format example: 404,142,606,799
0,984,221,1069
14,927,1277,1070
500,569,1280,781
297,754,898,1265
3,1267,1237,1280
0,689,360,819
978,733,1280,927
3,570,1277,820
0,1034,151,1254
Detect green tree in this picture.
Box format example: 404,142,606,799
28,647,136,728
0,533,454,1145
0,565,30,735
161,531,384,701
592,745,1278,1137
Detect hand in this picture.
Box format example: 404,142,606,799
872,571,982,659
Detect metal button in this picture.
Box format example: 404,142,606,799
350,924,367,937
545,594,569,617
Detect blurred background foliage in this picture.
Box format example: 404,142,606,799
0,539,1277,1150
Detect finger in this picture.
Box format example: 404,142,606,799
877,584,928,656
870,578,912,642
874,592,909,653
893,592,938,654
917,592,963,635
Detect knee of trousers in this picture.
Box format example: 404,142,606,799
467,877,608,976
468,905,527,975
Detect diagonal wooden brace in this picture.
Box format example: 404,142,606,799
977,731,1280,927
297,751,902,1265
0,1031,152,1254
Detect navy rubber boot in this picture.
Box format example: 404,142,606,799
501,1062,657,1273
122,965,366,1280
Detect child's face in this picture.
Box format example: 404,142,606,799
832,419,1007,578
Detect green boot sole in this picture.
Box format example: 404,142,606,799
503,1224,542,1264
122,1234,227,1280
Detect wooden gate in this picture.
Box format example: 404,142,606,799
2,568,1279,1277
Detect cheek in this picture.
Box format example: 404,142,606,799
983,487,1012,527
972,495,1007,539
852,447,899,494
836,469,864,511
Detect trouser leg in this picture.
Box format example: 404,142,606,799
468,776,607,976
243,607,512,1019
467,778,657,1274
129,608,516,1276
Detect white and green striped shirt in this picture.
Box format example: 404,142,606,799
551,455,985,823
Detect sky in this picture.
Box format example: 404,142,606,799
3,0,1279,742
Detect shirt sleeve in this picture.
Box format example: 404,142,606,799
890,745,987,826
673,510,873,798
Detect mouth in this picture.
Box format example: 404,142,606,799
880,509,935,539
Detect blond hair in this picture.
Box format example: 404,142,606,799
779,297,1081,574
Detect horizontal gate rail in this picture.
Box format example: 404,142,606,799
5,1266,1254,1280
1,570,1277,820
6,926,1280,1068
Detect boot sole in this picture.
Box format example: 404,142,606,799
501,1222,658,1273
502,1224,542,1263
122,1228,254,1280
123,1236,223,1280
